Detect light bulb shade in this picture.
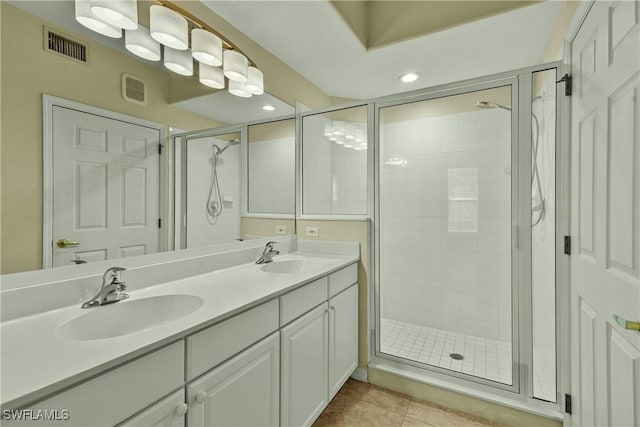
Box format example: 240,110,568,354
150,5,188,50
125,26,160,61
90,0,138,30
223,50,248,83
229,80,251,98
76,0,122,38
192,29,222,66
245,67,264,95
199,63,225,89
164,47,193,76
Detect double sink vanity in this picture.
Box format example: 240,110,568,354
0,237,360,426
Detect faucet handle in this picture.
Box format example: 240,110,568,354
103,266,126,280
117,281,127,292
266,241,277,248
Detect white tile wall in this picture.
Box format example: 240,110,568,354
186,137,241,248
380,108,512,343
248,137,295,214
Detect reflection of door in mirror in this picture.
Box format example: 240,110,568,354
186,133,241,248
48,101,163,267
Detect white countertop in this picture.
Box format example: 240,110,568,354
0,252,358,409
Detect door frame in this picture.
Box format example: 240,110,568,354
42,94,167,268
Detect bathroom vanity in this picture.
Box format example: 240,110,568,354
0,237,359,427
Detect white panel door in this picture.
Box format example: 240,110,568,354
187,332,279,427
281,303,329,427
328,284,358,399
52,106,161,266
570,1,640,425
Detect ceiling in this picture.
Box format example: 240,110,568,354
203,0,563,100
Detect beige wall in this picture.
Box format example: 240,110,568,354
240,217,295,238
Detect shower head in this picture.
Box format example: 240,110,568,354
475,101,512,111
218,138,240,154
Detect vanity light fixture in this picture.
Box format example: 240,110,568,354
90,0,138,30
199,63,225,89
245,67,264,95
223,50,249,83
164,47,193,76
125,26,160,61
229,80,252,98
80,0,263,98
262,105,276,111
192,29,223,66
150,5,189,50
399,72,420,83
75,0,122,38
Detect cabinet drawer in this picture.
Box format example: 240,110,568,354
187,299,279,381
280,277,328,326
328,263,357,297
6,341,184,427
118,389,186,427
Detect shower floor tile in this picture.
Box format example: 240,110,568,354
380,318,556,401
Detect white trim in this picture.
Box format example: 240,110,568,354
296,215,369,222
350,368,368,383
565,0,595,45
42,94,167,268
242,213,296,220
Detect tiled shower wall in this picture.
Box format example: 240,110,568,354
248,137,295,214
380,108,512,342
186,137,241,248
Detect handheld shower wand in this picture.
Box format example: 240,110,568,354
206,139,240,221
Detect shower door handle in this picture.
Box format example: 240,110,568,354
57,238,80,248
613,315,640,332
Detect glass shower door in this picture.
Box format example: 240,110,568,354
377,84,515,388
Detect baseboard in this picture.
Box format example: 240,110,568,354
350,367,368,382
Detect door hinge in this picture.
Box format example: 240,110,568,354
565,394,572,414
158,143,163,155
158,218,162,229
557,74,572,96
564,235,571,255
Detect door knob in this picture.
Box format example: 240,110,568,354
195,391,207,404
613,315,640,332
57,239,80,248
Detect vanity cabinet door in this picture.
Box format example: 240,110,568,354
118,390,186,427
328,284,358,399
281,303,329,427
187,332,279,427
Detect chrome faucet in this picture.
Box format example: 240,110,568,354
256,242,279,264
81,267,129,309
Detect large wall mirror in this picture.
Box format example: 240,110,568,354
0,1,295,274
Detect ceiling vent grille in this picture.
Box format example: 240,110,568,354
122,73,147,105
44,27,87,63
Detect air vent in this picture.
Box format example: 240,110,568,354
122,73,147,105
44,27,87,63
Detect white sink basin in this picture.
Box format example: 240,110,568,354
260,259,307,274
56,294,204,341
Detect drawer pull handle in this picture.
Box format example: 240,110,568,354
195,391,207,404
175,403,188,416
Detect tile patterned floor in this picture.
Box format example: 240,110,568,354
313,379,504,427
379,319,556,402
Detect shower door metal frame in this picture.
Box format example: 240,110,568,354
370,61,567,415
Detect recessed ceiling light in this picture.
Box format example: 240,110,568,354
399,72,420,83
262,105,275,111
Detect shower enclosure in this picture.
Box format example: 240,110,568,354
374,66,561,405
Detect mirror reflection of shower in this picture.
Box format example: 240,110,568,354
475,100,545,226
206,138,241,223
